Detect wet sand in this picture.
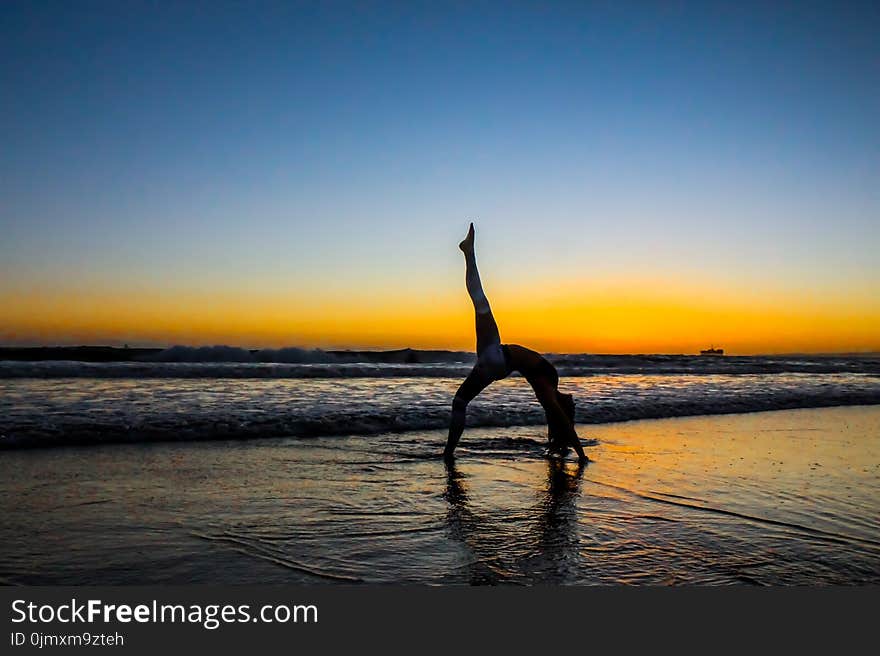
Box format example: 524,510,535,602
1,405,878,585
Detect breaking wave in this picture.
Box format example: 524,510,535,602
2,349,879,379
2,371,878,449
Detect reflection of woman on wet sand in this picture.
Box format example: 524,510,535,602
444,223,588,462
444,459,586,584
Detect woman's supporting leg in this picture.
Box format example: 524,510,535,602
444,365,494,460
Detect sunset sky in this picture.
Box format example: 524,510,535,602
2,2,878,354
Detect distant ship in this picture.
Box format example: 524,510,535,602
700,346,724,356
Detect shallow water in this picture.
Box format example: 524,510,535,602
2,406,878,585
2,372,879,447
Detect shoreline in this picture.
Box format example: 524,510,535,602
2,401,880,451
2,405,877,585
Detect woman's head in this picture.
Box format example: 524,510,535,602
556,391,575,425
547,392,576,454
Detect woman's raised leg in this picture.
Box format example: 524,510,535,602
445,223,506,460
459,223,501,355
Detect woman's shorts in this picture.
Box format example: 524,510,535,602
478,342,509,380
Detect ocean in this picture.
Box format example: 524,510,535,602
2,352,879,449
2,351,879,584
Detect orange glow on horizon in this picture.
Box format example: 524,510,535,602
3,276,878,355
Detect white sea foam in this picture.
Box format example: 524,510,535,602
1,352,878,379
1,371,878,448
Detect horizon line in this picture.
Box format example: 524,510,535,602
1,344,878,358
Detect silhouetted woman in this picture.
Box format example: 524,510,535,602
444,223,588,462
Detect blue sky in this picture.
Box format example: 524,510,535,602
2,1,878,350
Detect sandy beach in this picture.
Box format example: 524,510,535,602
2,405,877,585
